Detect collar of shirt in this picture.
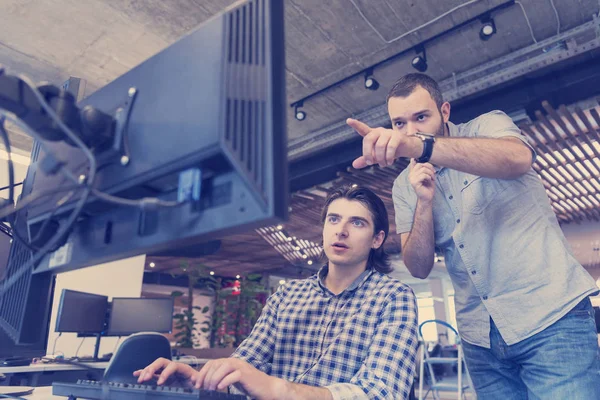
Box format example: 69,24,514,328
311,264,374,296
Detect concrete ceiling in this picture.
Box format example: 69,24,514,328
2,0,600,155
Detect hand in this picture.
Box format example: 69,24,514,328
347,118,417,169
408,159,436,203
196,358,287,400
133,358,200,388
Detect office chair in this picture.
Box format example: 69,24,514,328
103,332,171,384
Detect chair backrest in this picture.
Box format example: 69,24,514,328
103,332,171,383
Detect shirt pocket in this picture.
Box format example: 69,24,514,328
460,173,507,215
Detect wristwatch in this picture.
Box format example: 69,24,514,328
415,132,436,163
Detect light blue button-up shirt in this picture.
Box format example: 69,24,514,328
392,110,599,348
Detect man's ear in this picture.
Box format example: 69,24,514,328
372,230,385,250
441,102,451,124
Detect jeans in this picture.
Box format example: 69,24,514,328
461,297,600,400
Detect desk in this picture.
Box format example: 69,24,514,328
24,386,58,399
0,357,208,387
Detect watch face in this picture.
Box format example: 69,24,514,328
416,132,435,141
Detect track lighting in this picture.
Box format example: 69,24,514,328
479,15,496,41
364,69,379,91
411,45,428,72
294,102,306,121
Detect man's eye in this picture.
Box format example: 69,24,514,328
328,216,339,223
352,220,364,227
417,115,427,121
394,122,404,128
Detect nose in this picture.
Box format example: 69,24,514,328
336,224,349,238
406,123,419,136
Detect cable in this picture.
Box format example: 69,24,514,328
91,189,180,208
51,332,63,355
74,337,86,358
0,183,81,222
0,394,28,400
349,0,483,44
549,0,560,35
112,337,122,354
515,1,538,43
0,182,23,192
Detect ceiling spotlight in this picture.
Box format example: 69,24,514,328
210,271,215,275
302,254,308,259
279,279,286,285
411,46,428,72
294,101,306,121
149,262,155,268
351,184,358,188
307,260,313,265
236,274,241,279
479,16,496,41
276,225,283,230
364,69,379,91
295,246,301,251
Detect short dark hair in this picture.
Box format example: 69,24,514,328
320,185,392,274
387,73,444,109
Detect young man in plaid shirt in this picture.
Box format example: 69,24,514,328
136,185,419,399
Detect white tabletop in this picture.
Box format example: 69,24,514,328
24,386,59,399
0,356,209,374
0,361,109,374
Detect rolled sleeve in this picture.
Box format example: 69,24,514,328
476,110,537,163
341,287,419,399
392,173,417,235
326,383,369,400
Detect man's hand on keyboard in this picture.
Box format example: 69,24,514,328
134,357,199,387
196,358,286,400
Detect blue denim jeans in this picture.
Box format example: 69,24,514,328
461,297,600,400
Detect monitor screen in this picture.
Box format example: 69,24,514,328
107,297,174,336
55,289,108,334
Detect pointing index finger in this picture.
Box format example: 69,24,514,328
346,118,371,137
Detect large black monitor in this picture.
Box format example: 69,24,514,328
107,297,174,336
24,0,286,275
0,0,286,355
55,289,108,334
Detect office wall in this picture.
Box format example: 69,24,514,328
46,255,146,358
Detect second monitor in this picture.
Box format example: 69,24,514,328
107,297,174,336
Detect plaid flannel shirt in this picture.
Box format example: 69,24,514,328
231,266,418,399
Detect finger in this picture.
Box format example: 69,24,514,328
352,156,368,170
157,361,180,385
197,361,218,390
137,358,169,382
374,133,391,167
346,118,371,137
206,362,236,391
133,369,143,377
385,133,403,166
217,370,243,391
362,130,381,166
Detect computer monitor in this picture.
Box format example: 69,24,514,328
107,297,174,336
0,0,285,354
23,0,287,275
55,289,108,334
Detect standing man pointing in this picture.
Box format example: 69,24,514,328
347,73,600,399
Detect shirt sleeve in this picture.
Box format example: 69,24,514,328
392,173,418,235
326,286,419,400
475,110,537,163
230,283,286,374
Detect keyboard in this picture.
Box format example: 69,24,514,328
52,380,246,399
